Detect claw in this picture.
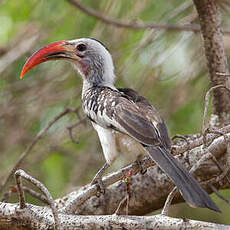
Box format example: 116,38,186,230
94,180,106,196
135,154,147,175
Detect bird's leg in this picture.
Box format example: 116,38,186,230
91,163,110,194
91,163,109,184
135,154,147,174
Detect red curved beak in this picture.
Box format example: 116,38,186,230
20,40,77,79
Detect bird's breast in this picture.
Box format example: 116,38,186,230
82,87,118,129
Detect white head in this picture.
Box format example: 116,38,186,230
69,38,115,86
20,38,115,87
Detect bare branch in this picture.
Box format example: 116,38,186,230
161,187,177,216
23,186,49,205
67,117,87,144
1,185,49,204
202,85,230,133
1,125,229,227
56,130,230,215
0,107,79,193
115,196,127,215
209,184,230,206
1,203,230,230
114,170,133,215
14,171,26,209
14,169,60,230
60,156,155,214
174,124,230,155
67,0,230,34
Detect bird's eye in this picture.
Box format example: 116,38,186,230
76,43,87,52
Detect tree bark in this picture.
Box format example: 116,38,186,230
193,0,230,122
57,131,230,215
1,130,230,229
0,203,230,230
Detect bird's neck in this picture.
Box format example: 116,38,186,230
81,58,117,97
82,77,117,99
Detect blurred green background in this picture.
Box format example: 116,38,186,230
0,0,230,224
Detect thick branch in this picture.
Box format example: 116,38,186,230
193,0,230,120
56,131,230,215
0,203,229,230
0,127,230,228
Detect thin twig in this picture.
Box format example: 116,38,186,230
125,171,132,215
119,1,195,86
67,0,230,34
23,186,49,205
115,168,133,215
202,128,229,149
67,117,87,144
202,85,230,134
202,128,225,148
1,186,16,202
0,107,79,193
14,169,60,230
14,171,26,209
115,197,127,215
202,129,230,184
209,148,225,173
161,187,177,216
174,124,230,154
209,184,230,206
1,185,49,204
201,167,230,186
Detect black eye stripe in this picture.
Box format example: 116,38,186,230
76,43,87,52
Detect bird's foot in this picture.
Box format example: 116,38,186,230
91,177,106,196
135,154,147,174
90,163,109,196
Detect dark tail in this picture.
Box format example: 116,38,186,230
144,145,220,212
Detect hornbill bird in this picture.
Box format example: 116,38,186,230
20,38,220,212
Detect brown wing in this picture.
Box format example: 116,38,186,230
116,88,171,149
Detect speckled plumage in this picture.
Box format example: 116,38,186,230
20,37,220,212
82,86,170,148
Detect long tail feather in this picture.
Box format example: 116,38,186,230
144,145,220,212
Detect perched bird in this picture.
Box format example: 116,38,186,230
20,38,220,212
